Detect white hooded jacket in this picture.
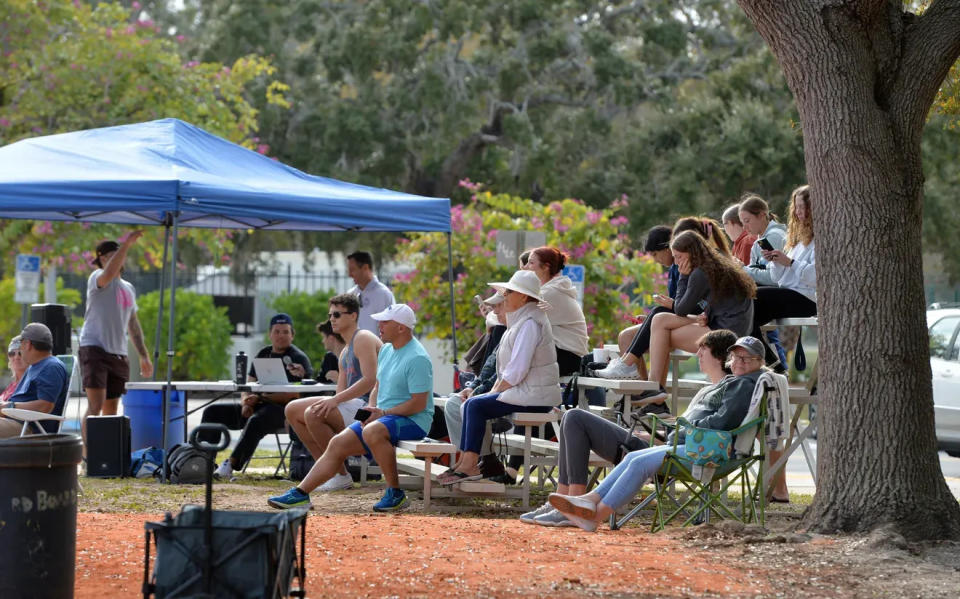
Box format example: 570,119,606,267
540,275,590,357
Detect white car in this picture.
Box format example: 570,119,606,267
927,307,960,457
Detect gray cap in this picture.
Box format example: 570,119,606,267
728,336,765,358
7,335,21,353
20,322,53,347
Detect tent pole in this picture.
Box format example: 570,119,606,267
160,211,180,483
446,232,458,362
151,215,171,381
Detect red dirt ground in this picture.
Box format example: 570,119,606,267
76,512,810,598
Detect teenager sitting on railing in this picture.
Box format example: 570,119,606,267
547,336,766,532
633,231,756,403
520,329,737,527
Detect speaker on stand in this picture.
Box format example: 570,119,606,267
29,303,72,355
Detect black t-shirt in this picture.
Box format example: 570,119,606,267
319,351,339,383
248,344,313,382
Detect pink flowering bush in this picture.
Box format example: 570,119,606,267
392,188,664,356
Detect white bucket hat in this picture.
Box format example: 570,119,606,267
482,292,506,306
371,303,417,329
487,270,544,302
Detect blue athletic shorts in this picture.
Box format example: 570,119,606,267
348,414,427,459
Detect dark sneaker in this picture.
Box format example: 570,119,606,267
373,488,408,512
633,387,667,404
268,487,311,510
479,455,505,479
488,472,517,486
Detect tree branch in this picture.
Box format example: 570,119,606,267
895,0,960,129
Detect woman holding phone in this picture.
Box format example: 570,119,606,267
738,194,787,285
748,185,817,366
634,231,756,402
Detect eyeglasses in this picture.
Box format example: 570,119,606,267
502,289,514,296
731,355,761,363
7,351,19,357
328,311,353,319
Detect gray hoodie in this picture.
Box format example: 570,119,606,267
540,275,590,357
745,220,787,287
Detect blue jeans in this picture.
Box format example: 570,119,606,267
459,393,551,454
592,444,682,510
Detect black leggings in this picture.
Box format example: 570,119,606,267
627,306,673,359
750,287,817,364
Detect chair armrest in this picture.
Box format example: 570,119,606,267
1,407,65,422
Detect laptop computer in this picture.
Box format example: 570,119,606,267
252,358,290,384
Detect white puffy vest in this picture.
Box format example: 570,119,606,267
496,303,562,407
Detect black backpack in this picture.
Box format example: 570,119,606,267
166,443,209,484
288,436,315,482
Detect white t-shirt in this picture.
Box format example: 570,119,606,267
79,270,138,355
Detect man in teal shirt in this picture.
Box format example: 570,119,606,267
269,303,434,512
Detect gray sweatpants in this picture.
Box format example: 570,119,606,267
443,393,493,454
558,408,648,486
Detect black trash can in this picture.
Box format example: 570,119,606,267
0,433,83,599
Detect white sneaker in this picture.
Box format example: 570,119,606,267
533,509,577,527
519,502,554,524
594,357,639,380
548,493,598,520
213,459,233,480
318,472,354,492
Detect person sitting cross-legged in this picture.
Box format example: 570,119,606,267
0,323,69,438
268,303,434,512
547,336,766,532
521,329,737,526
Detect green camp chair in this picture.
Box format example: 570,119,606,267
646,381,772,532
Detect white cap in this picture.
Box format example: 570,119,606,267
371,303,417,329
487,270,543,302
482,292,506,306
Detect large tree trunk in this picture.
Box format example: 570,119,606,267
738,0,960,540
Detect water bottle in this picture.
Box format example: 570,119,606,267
235,351,248,384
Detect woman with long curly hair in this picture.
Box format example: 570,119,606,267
748,184,817,365
635,230,757,402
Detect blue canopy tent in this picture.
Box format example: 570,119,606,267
0,118,455,479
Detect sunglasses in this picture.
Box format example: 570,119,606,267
7,351,19,357
328,311,354,319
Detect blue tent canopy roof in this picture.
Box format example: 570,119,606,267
0,118,451,232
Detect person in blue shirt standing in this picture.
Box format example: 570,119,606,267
268,303,433,512
0,323,69,437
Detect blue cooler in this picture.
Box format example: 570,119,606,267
122,389,185,450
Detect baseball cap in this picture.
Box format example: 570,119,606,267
270,313,294,328
7,335,21,353
643,225,672,253
20,322,53,347
728,336,765,358
93,240,121,267
370,304,417,329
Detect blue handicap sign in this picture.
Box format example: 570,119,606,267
16,254,41,272
562,264,584,283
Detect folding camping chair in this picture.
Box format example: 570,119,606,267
646,381,773,532
143,425,308,599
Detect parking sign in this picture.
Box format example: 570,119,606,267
15,254,41,304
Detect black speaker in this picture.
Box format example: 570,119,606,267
30,303,71,355
87,415,131,478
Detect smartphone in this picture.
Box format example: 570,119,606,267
758,237,775,251
473,294,483,307
354,408,372,421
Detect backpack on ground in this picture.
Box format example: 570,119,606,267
130,446,165,478
166,442,209,484
288,436,315,482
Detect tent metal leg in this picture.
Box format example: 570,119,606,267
151,219,171,381
446,232,458,362
161,212,180,483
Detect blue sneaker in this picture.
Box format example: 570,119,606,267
268,487,311,510
373,487,408,512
